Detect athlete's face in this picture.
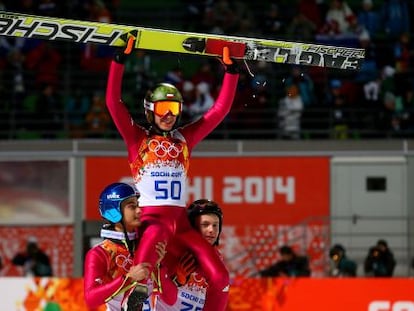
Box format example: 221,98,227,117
154,112,177,131
121,196,141,232
196,214,220,245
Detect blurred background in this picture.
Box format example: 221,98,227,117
0,0,414,309
0,0,413,140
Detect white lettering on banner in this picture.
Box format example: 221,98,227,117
187,177,213,200
223,176,295,204
369,301,414,311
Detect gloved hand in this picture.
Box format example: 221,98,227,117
219,46,239,74
173,251,197,286
114,36,135,64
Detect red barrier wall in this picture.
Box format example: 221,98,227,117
1,278,413,311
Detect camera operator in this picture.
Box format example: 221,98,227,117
329,244,357,277
364,239,396,277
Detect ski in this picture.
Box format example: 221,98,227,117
0,11,365,70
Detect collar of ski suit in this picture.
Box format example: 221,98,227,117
100,229,138,241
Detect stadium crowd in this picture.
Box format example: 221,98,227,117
0,0,413,140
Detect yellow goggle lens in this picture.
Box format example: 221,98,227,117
154,101,181,116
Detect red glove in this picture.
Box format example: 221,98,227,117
173,251,197,286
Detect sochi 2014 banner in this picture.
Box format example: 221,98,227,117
84,156,329,223
85,156,330,277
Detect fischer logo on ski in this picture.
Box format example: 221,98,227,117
0,14,125,45
0,11,365,70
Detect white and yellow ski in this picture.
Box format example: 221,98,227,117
0,11,365,70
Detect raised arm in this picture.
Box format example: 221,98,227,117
182,48,239,149
106,38,145,162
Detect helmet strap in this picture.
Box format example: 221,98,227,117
121,220,135,258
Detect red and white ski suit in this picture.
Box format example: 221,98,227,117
106,60,238,311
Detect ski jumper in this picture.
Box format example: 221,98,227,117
84,230,153,310
106,60,238,311
145,239,226,311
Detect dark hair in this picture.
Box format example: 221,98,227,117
377,239,388,248
187,199,223,246
330,244,345,258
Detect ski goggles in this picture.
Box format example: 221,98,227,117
152,101,182,117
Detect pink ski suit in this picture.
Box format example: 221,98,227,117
106,60,238,311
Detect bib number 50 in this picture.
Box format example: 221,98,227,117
155,180,182,200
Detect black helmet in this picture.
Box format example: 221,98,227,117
143,83,183,132
187,199,223,246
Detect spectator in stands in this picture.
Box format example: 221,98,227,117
356,30,379,85
85,93,112,138
357,0,380,39
393,32,413,74
377,66,403,135
205,0,239,34
33,83,63,138
380,65,397,97
364,239,396,277
64,87,91,138
227,69,255,138
35,0,63,17
284,65,315,108
298,0,324,30
398,81,414,134
25,41,62,89
188,82,215,122
244,73,272,138
324,79,352,139
164,66,184,92
278,84,304,140
180,80,196,124
191,61,217,96
12,236,53,277
347,11,371,40
259,3,286,38
259,245,311,277
0,37,29,106
286,11,318,42
380,0,411,40
319,0,356,35
329,244,357,277
80,0,114,90
180,0,209,32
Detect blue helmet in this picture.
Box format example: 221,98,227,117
99,182,139,223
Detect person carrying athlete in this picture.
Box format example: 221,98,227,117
105,36,239,311
145,199,225,310
83,182,169,311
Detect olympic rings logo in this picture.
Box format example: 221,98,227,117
115,254,133,271
148,139,184,158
